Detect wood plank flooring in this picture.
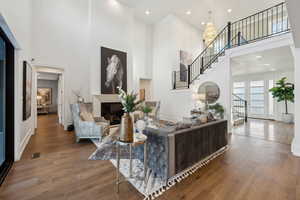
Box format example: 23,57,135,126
0,114,300,200
232,118,294,145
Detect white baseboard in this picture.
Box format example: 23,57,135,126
291,140,300,157
17,128,33,161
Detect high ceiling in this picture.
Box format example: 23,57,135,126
118,0,282,30
231,46,294,76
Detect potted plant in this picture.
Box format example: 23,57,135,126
269,77,294,123
140,104,153,125
118,87,143,143
208,103,225,119
141,104,152,118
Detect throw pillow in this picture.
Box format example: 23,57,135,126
80,111,94,122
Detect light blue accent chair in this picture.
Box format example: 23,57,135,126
70,103,109,143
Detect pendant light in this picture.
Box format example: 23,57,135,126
203,11,217,46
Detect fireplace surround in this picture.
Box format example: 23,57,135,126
101,102,124,125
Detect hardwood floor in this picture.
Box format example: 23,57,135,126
232,118,294,145
0,114,300,200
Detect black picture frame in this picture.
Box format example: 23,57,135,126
101,47,127,94
22,61,32,121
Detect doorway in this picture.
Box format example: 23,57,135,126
230,46,295,144
0,27,15,185
34,67,65,130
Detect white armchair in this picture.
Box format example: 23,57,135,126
70,103,110,143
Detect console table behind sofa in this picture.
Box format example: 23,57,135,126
135,120,228,181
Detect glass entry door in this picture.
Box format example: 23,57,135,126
0,36,5,167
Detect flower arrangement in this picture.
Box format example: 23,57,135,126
118,87,143,113
117,87,144,142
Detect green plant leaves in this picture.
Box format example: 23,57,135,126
269,77,294,114
269,77,294,103
117,87,144,113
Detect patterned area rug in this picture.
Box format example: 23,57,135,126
89,139,165,197
89,137,228,200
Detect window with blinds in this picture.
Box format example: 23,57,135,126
250,81,265,115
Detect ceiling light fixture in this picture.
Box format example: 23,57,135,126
256,55,262,59
263,64,271,66
227,9,232,13
186,10,192,15
201,22,206,25
145,10,150,15
203,11,217,46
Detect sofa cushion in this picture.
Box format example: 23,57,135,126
174,122,192,131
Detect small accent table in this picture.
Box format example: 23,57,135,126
116,133,147,193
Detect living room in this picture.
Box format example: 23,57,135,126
1,0,300,199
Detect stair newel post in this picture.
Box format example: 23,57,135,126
245,100,248,122
187,65,191,88
173,71,176,90
200,57,204,74
227,22,232,48
238,31,241,46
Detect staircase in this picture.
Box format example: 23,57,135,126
232,94,248,126
173,2,291,90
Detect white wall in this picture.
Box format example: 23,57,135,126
233,70,295,121
286,0,300,47
291,47,300,157
89,1,153,95
152,15,202,121
192,56,232,131
132,18,153,90
32,0,91,127
0,0,33,160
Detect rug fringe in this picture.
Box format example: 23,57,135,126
142,146,229,200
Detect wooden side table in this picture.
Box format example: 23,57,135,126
116,133,147,193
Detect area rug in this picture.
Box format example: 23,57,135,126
89,138,228,200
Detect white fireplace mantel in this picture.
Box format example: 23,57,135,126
92,94,121,117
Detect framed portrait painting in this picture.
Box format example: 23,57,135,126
23,61,32,121
101,47,127,94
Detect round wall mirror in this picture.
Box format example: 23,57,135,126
197,82,220,104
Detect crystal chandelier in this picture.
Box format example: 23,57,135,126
203,11,217,46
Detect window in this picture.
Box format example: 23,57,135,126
250,81,264,115
233,82,245,99
233,82,245,108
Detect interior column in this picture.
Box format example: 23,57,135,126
292,47,300,157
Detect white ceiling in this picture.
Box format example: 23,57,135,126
231,46,294,76
118,0,282,30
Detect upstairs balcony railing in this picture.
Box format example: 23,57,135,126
173,2,290,90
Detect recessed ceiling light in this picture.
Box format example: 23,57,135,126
186,10,192,15
201,22,206,25
263,64,271,66
270,68,276,71
227,9,232,13
145,10,150,15
256,55,262,59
